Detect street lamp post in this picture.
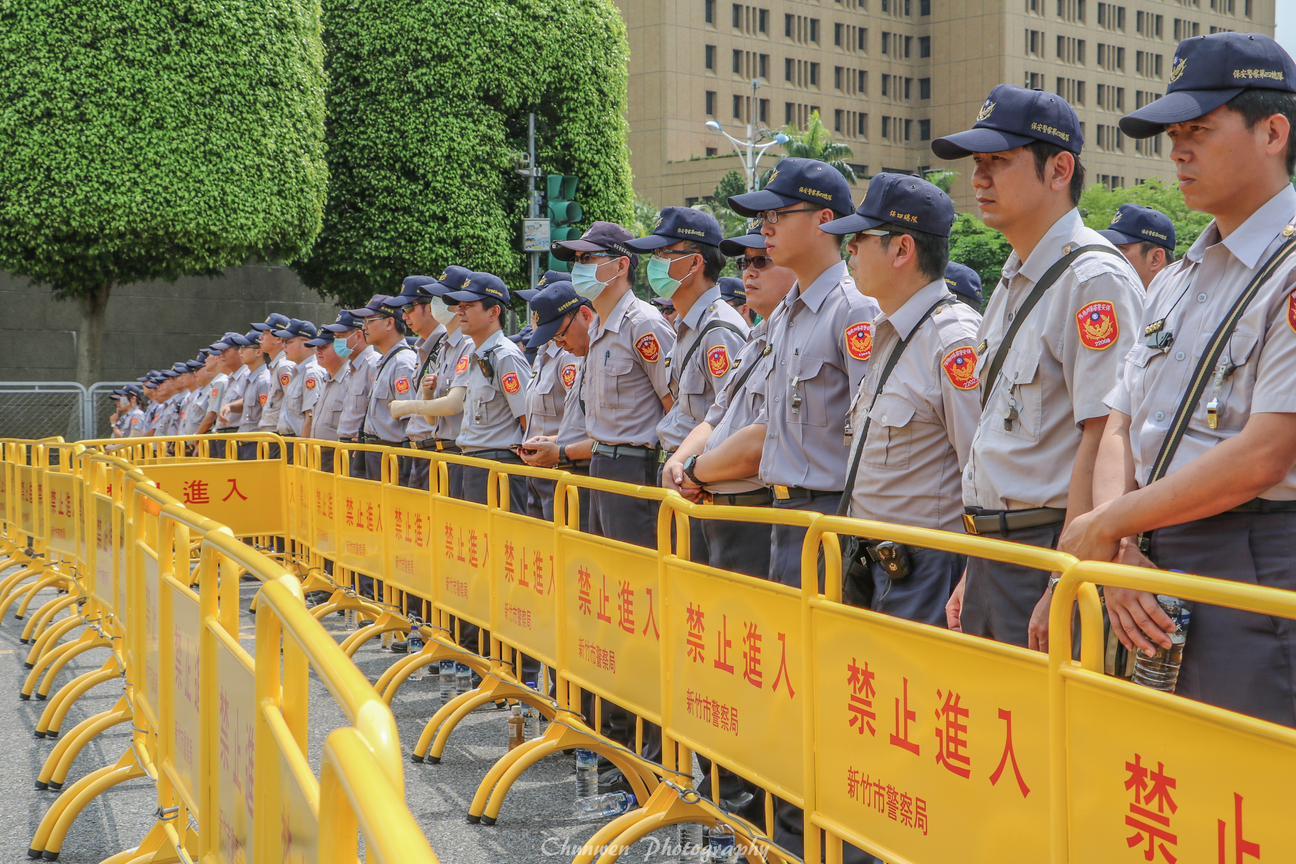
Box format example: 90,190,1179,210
706,78,790,193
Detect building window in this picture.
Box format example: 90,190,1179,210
858,69,868,93
904,35,912,58
881,32,890,54
881,73,889,96
785,57,794,82
835,22,843,46
835,109,844,132
858,27,868,51
810,18,820,43
882,116,891,139
706,45,716,70
904,119,912,141
904,77,912,99
706,0,715,24
835,66,844,90
706,91,716,115
759,8,768,32
919,77,931,99
920,36,931,57
809,61,820,86
759,53,768,78
734,94,744,118
733,3,742,27
759,98,769,123
921,0,931,14
785,102,794,124
734,49,743,73
919,119,931,140
706,147,718,156
785,13,793,36
857,113,869,137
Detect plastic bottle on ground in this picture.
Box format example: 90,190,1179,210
575,749,599,799
439,659,457,704
708,823,739,863
572,791,636,820
407,626,425,681
522,681,540,739
455,662,471,695
507,704,525,751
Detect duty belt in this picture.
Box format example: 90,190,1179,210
706,489,774,507
462,448,523,462
215,427,238,433
591,442,660,460
772,486,842,502
1227,498,1296,514
358,434,404,447
411,438,461,453
658,448,676,464
962,506,1066,536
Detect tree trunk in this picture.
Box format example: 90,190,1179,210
75,283,112,387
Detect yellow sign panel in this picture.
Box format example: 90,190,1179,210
47,472,77,555
215,637,256,864
335,477,386,577
171,586,202,814
91,495,115,610
287,463,311,546
270,743,319,864
311,472,337,557
434,496,493,626
811,602,1048,863
492,510,558,666
141,549,161,730
385,484,435,597
1065,673,1296,864
145,461,284,536
664,560,804,800
17,465,38,536
560,530,663,721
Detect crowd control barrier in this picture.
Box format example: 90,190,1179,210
7,433,1296,864
0,436,439,864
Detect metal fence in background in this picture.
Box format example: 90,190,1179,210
0,381,134,440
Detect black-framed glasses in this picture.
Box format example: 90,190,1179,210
735,255,773,271
650,249,699,261
573,252,618,265
757,206,822,224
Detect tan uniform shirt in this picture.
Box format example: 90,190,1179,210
1107,184,1296,498
363,343,417,443
406,328,445,443
846,281,983,533
219,365,250,429
757,260,880,491
702,310,779,494
431,330,474,443
259,352,297,431
525,342,575,441
280,355,324,436
311,364,350,442
963,209,1144,510
556,357,588,449
657,285,750,452
238,365,271,433
336,345,377,441
457,329,531,452
584,289,676,447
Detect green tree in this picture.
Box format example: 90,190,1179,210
0,0,327,385
295,0,635,306
760,110,857,187
1078,178,1212,259
948,214,1014,306
705,170,750,241
923,170,958,193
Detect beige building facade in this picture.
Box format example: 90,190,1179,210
614,0,1276,210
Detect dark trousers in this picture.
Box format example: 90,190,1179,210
461,462,527,515
703,513,773,578
445,463,465,499
364,448,410,485
319,446,335,475
769,493,841,588
264,441,281,461
531,470,591,529
237,441,260,461
588,453,659,548
209,439,226,459
869,546,966,627
961,523,1063,648
404,454,429,490
1149,511,1296,727
349,448,367,479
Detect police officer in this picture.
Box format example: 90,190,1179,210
944,262,985,311
652,296,678,330
254,312,296,458
216,333,252,441
551,222,676,548
351,296,417,482
112,385,147,438
324,308,379,478
234,331,271,460
442,271,532,512
302,328,351,472
820,173,984,624
1059,33,1296,726
930,84,1144,648
275,320,325,459
726,158,881,587
1097,203,1177,290
418,267,477,496
718,275,756,327
517,279,592,524
140,377,163,435
395,276,448,490
200,333,242,456
180,355,213,437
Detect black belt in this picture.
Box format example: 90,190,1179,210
1227,498,1296,514
658,448,676,464
411,438,461,453
463,448,523,463
215,427,238,433
707,489,774,507
359,434,405,447
772,485,842,502
558,459,592,471
962,506,1066,536
592,442,660,460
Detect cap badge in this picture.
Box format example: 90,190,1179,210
1170,55,1186,83
767,169,780,185
531,311,539,327
462,278,471,288
977,100,996,122
1111,210,1123,223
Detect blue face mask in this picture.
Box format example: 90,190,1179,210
571,260,612,300
647,255,686,299
333,337,353,359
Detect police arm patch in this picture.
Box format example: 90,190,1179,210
635,333,662,362
561,363,578,389
394,376,410,395
258,393,268,405
305,376,317,390
1076,301,1119,350
942,346,980,390
707,344,731,377
279,372,291,387
1287,291,1296,334
845,322,873,361
455,355,471,375
501,371,521,394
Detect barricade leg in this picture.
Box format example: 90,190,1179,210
409,648,508,764
36,658,120,738
22,629,108,699
36,696,131,791
418,674,547,766
0,561,42,604
28,749,147,861
0,564,51,618
376,632,456,702
339,610,409,659
15,573,69,620
22,594,78,644
24,613,88,670
98,822,179,864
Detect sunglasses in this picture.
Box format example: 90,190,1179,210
735,255,773,272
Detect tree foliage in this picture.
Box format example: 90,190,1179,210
0,0,328,296
1079,178,1212,259
295,0,635,306
759,110,856,188
949,214,1014,305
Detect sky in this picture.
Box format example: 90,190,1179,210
1277,4,1295,58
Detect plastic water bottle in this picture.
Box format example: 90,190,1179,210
575,749,599,798
455,662,471,695
507,704,526,751
572,791,635,820
382,629,394,651
1132,596,1191,692
344,608,356,631
407,627,425,681
439,659,457,704
679,823,704,863
522,682,540,739
708,823,738,864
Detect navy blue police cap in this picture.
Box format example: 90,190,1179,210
719,226,768,257
185,359,205,371
250,312,291,333
348,295,393,319
527,281,589,348
121,384,143,400
1122,33,1296,138
170,363,189,375
445,271,511,305
932,85,1083,159
304,333,332,348
394,275,442,306
509,324,534,347
717,276,746,304
626,207,725,251
136,371,156,383
210,331,243,351
821,172,957,238
196,348,213,360
227,332,256,348
322,310,363,334
550,222,638,263
1098,204,1177,250
273,319,319,339
944,262,984,308
517,271,572,304
728,157,854,218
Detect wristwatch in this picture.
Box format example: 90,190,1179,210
682,453,704,487
558,444,569,467
1047,575,1062,594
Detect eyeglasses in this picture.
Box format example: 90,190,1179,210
555,311,579,341
757,206,822,224
573,252,617,265
735,255,772,272
651,249,699,261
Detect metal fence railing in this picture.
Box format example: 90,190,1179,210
0,381,135,440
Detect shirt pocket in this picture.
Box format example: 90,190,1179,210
862,393,918,470
533,377,562,418
472,382,500,425
992,349,1042,442
1191,328,1260,431
598,357,636,409
789,355,830,427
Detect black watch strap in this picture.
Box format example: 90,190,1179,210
683,454,703,486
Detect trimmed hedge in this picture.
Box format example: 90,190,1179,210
294,0,635,306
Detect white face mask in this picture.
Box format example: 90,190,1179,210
429,297,458,325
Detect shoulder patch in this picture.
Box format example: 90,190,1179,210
279,372,291,387
501,371,521,394
942,347,980,390
1288,291,1296,334
258,393,268,405
305,376,317,390
635,333,662,363
1076,301,1119,350
561,363,578,389
707,344,731,377
845,322,873,361
210,387,218,398
394,376,411,395
455,355,471,375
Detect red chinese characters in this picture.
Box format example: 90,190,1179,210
1218,793,1260,864
685,689,740,736
934,689,971,779
686,602,706,662
183,480,210,504
577,637,617,672
845,766,928,835
1125,754,1179,863
847,658,877,736
742,622,763,688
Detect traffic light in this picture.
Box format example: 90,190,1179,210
545,174,582,272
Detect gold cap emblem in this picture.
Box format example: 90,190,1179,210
977,100,996,122
1170,56,1186,83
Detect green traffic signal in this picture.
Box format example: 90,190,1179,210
545,174,582,271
